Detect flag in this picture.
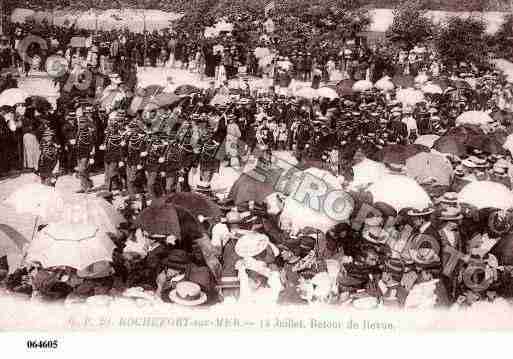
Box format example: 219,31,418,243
264,1,275,17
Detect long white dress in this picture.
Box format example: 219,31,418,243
215,64,227,88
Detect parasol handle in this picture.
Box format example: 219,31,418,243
30,215,39,242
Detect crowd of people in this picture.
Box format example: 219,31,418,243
3,16,513,309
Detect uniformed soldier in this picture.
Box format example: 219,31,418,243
124,115,149,200
196,114,221,195
75,102,97,193
175,113,199,192
145,131,170,200
61,110,77,175
101,109,126,192
38,118,60,186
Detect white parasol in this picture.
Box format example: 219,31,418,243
352,80,373,92
367,174,433,212
458,181,513,210
455,111,494,126
26,222,115,270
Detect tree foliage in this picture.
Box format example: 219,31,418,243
491,13,513,58
269,0,370,54
385,0,435,49
435,16,487,67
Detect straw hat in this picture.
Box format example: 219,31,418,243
462,156,488,169
169,281,207,306
437,192,458,205
438,207,463,221
234,232,270,258
407,206,435,216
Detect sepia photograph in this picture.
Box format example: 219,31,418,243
1,0,513,347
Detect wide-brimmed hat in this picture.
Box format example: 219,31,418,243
77,260,115,279
362,215,387,244
437,192,458,205
438,207,463,221
362,226,388,245
234,232,270,258
492,166,508,176
169,281,207,306
407,206,435,216
462,156,489,169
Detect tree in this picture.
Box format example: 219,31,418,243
491,13,513,59
269,0,370,55
436,16,487,67
167,0,218,41
385,0,435,49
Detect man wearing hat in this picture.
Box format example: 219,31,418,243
60,109,78,175
437,206,465,300
124,111,150,200
489,163,511,189
195,114,221,195
75,102,98,193
388,111,408,144
156,249,215,304
37,115,61,186
101,110,126,192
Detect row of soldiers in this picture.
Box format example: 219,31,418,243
39,99,225,201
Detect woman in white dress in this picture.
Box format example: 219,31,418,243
215,56,227,89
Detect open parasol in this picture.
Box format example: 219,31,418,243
432,135,468,157
296,87,318,99
4,183,64,224
0,88,29,107
59,194,126,235
336,79,355,96
374,76,394,92
166,192,222,220
349,158,388,189
414,134,440,148
26,222,116,271
0,204,37,273
228,171,277,205
317,87,339,99
458,181,513,210
396,88,425,106
352,80,373,92
367,174,433,212
376,144,429,165
405,152,453,187
456,111,494,127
